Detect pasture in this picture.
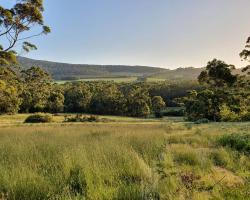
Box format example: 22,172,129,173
55,76,169,84
0,116,249,200
55,77,138,84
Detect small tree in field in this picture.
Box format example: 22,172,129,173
152,96,166,117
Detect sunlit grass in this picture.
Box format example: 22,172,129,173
0,121,249,199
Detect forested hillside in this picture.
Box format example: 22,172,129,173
17,57,202,81
18,57,167,80
18,57,244,81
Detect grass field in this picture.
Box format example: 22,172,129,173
55,77,138,84
0,116,249,200
55,77,170,84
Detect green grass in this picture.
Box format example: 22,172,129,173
55,77,138,84
55,77,170,84
146,77,167,82
0,118,249,199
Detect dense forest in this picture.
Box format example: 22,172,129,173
0,65,201,117
0,58,249,122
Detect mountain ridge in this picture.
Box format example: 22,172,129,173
18,57,242,81
18,57,170,80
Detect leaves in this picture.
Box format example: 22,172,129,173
22,42,38,53
0,0,50,65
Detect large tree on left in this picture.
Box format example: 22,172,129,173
0,0,50,65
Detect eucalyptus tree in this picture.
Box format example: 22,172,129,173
0,0,50,65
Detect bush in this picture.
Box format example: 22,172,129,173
219,104,241,122
24,113,53,123
241,111,250,121
218,133,250,154
64,114,101,122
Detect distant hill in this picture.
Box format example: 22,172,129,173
17,57,244,81
148,67,204,81
18,57,167,80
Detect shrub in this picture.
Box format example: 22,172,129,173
64,114,101,123
218,133,250,154
24,113,53,123
219,104,240,122
241,111,250,121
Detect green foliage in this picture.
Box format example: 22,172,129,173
89,83,125,115
129,99,151,118
219,104,241,122
0,80,21,114
184,59,250,122
24,113,53,123
64,83,92,113
45,85,64,113
125,85,152,117
0,67,22,114
184,89,220,121
20,67,52,113
240,36,250,66
152,96,166,117
198,59,237,87
162,107,185,117
218,133,250,154
64,114,101,123
0,0,50,65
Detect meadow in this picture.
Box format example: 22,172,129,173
55,77,168,84
0,116,249,200
55,77,138,84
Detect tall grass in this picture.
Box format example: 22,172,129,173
0,122,249,199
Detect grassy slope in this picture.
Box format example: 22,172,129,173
0,116,249,200
55,77,170,84
55,77,138,84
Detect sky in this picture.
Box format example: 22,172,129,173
1,0,250,69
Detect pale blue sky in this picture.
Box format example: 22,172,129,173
1,0,250,68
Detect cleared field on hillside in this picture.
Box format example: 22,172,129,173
55,77,138,84
0,118,249,200
55,77,170,84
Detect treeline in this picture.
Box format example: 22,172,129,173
182,59,250,122
1,59,249,121
0,66,200,117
